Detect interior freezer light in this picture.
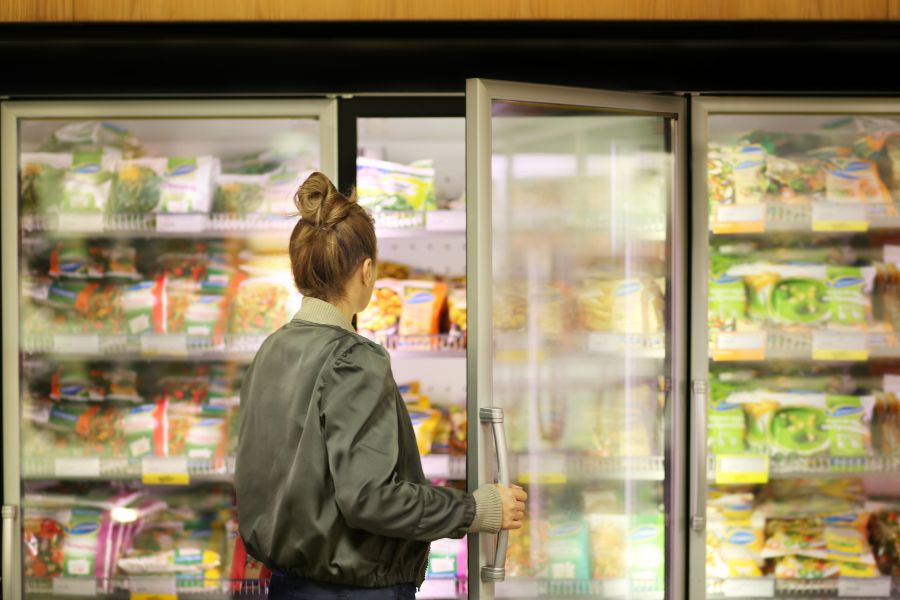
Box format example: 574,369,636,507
110,507,139,523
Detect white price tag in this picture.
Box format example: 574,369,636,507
838,577,891,598
141,457,189,485
722,578,775,598
812,203,868,232
716,454,770,484
156,213,208,233
130,576,177,597
57,212,105,232
53,577,98,596
54,458,101,478
714,205,765,234
496,579,539,599
813,331,868,361
603,579,628,597
713,332,766,361
54,334,100,354
140,334,188,356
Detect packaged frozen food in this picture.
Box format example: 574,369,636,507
23,507,114,579
505,517,549,578
826,158,891,204
448,405,467,455
212,174,266,214
105,368,141,403
357,157,436,212
764,154,827,203
122,400,167,459
121,278,165,336
106,244,139,279
626,514,665,592
41,121,140,158
731,145,768,204
762,519,826,558
406,396,441,456
109,158,166,214
708,273,746,331
398,281,448,337
63,153,115,213
376,261,411,280
587,513,627,579
357,279,403,338
427,538,465,579
447,285,467,335
708,144,734,206
493,283,527,331
708,399,747,455
230,253,299,335
873,392,900,456
576,278,665,335
20,153,72,213
159,156,217,213
263,168,310,215
797,526,876,565
546,518,591,580
824,395,873,457
869,508,900,575
50,365,105,402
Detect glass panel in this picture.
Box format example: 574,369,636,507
16,116,319,596
705,113,900,599
356,115,469,598
491,100,673,599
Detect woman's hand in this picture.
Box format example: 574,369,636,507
497,483,527,530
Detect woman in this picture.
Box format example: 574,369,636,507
235,173,527,600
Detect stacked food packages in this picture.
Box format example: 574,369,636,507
356,261,465,346
20,121,317,219
23,363,242,465
21,239,301,342
401,381,466,457
356,158,436,213
22,484,240,589
506,486,665,592
708,125,900,212
707,373,900,459
708,479,900,580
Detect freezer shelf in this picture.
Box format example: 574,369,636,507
21,333,466,361
707,576,898,598
512,453,665,483
707,455,900,479
711,330,900,363
710,201,900,236
495,332,665,361
23,455,466,481
495,578,663,599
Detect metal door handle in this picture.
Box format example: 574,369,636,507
690,381,708,532
480,407,509,583
3,505,18,600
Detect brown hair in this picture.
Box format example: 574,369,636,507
289,172,376,302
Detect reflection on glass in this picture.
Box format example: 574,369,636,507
706,114,900,593
490,101,672,596
17,117,318,595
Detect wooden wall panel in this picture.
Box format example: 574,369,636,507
0,0,893,21
1,0,72,22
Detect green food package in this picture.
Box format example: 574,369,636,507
546,518,591,580
709,273,746,331
824,395,874,457
20,153,71,213
708,400,747,455
770,273,829,326
186,418,226,461
357,157,436,212
626,514,665,593
731,145,768,205
744,271,777,324
212,174,265,214
110,158,165,214
63,152,115,212
748,393,830,457
122,400,166,458
263,169,310,215
121,279,164,336
825,266,874,327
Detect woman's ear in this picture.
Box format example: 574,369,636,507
362,258,374,285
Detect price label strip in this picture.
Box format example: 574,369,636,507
715,454,769,485
54,458,101,478
54,334,100,355
812,331,869,362
722,577,775,598
131,576,177,600
838,576,891,598
156,213,208,233
516,454,567,485
53,577,98,596
140,334,188,357
57,212,105,233
812,203,868,232
142,457,190,486
713,205,766,234
713,332,766,362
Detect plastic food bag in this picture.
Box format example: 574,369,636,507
357,157,436,212
50,365,105,402
121,279,166,336
797,526,877,565
212,174,266,214
23,507,114,579
357,279,404,338
159,156,217,213
63,153,115,213
762,519,826,558
263,168,311,215
826,158,891,203
110,158,166,214
447,284,467,335
399,281,448,337
731,145,768,205
20,153,72,213
122,400,167,458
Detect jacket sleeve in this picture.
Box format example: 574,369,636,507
321,341,476,541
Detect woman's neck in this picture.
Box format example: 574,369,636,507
330,297,357,323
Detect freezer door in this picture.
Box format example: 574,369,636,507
466,80,687,600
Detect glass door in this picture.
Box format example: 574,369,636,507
466,80,686,600
693,97,900,600
1,100,336,600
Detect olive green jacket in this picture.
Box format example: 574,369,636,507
236,297,500,588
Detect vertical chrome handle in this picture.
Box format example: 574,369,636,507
480,407,509,583
690,381,708,533
3,505,18,600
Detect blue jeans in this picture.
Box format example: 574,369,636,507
268,573,416,600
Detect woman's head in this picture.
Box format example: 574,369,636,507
289,172,377,312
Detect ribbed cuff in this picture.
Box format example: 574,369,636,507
468,484,502,534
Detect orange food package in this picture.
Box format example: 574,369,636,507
398,281,448,337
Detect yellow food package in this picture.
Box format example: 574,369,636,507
357,279,403,337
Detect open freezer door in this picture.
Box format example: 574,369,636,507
466,79,687,600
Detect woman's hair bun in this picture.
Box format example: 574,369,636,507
295,171,355,229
